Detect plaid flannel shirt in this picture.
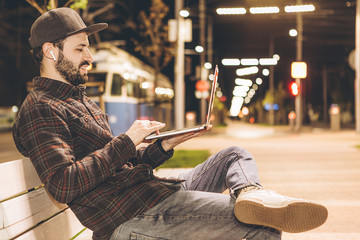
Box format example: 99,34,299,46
13,77,180,240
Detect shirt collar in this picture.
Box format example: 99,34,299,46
32,77,86,100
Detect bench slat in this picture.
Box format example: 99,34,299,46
0,159,42,202
72,228,93,240
0,187,67,239
0,158,93,240
14,209,87,240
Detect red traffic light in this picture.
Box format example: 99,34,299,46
290,82,299,96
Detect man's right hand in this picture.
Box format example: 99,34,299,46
125,120,165,146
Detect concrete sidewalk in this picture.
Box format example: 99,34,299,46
156,121,360,240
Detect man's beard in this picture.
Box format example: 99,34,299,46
55,51,90,86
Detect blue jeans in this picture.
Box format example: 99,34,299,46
110,146,281,240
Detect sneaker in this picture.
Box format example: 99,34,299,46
234,187,328,233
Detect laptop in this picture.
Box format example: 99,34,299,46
145,65,219,140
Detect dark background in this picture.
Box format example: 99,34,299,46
0,0,357,124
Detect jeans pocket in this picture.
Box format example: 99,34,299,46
130,232,169,240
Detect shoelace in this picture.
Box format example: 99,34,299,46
237,185,262,197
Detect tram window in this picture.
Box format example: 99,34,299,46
111,74,123,96
86,73,106,96
125,80,138,97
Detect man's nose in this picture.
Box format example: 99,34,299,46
84,48,94,63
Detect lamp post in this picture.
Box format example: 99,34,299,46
199,0,207,124
269,35,275,125
174,0,185,129
295,0,303,131
356,0,360,133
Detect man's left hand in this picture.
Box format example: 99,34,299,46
160,125,212,152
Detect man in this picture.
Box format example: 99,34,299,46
13,7,327,240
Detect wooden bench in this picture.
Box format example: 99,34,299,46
0,158,93,240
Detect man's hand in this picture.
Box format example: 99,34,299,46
161,125,212,151
125,120,165,146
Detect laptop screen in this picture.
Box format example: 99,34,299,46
205,65,219,126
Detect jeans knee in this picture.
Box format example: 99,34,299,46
223,146,247,156
221,146,255,163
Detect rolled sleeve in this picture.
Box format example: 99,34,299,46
141,139,174,168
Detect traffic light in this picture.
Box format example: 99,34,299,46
290,82,299,96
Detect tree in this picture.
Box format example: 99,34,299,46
132,0,174,101
24,0,88,13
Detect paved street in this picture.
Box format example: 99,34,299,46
1,121,360,239
156,121,360,240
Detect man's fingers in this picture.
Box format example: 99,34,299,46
149,122,165,132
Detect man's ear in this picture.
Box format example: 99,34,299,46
42,43,56,61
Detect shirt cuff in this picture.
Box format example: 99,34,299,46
156,138,173,156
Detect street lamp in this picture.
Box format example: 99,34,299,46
289,29,298,37
179,9,190,17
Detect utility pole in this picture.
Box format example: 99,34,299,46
174,0,185,129
269,35,275,125
199,0,207,123
295,0,303,131
356,0,360,133
322,65,328,124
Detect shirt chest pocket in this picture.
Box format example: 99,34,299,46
68,115,112,156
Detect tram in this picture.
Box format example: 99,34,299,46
86,42,174,135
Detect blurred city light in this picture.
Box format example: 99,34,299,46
330,104,340,115
235,85,250,92
233,90,248,97
259,58,277,65
233,86,250,97
288,111,296,120
264,103,279,111
290,82,299,96
141,81,151,89
273,54,280,61
179,9,190,17
216,8,246,15
222,58,241,66
242,107,249,116
123,72,130,80
195,45,204,53
204,62,212,69
256,78,263,85
291,62,307,78
285,4,315,13
155,87,175,98
273,104,279,111
235,78,253,86
236,66,259,76
12,105,19,113
264,103,271,111
248,89,256,96
209,73,215,81
250,7,280,14
262,69,270,76
241,58,259,66
289,29,298,37
229,97,244,117
186,112,196,121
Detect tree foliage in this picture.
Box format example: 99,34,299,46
133,0,174,73
24,0,87,13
